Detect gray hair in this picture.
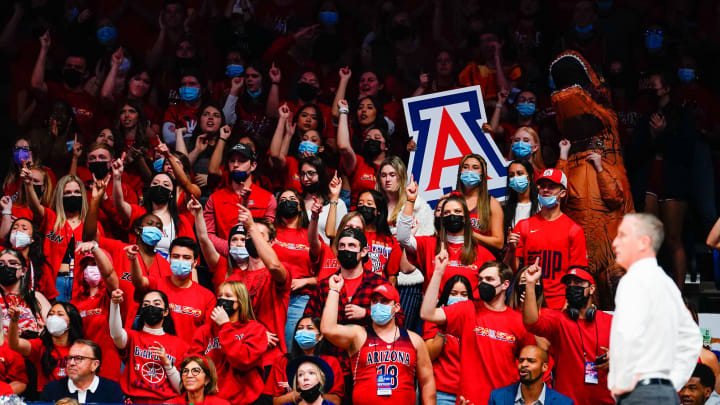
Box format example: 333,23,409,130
625,213,664,253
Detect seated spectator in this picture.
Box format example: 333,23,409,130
680,363,717,405
488,345,573,405
284,356,338,405
0,333,28,395
40,339,124,404
168,355,230,405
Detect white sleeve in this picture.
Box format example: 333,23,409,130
108,301,128,349
670,296,703,390
223,94,239,126
412,197,436,237
396,213,417,253
165,364,182,392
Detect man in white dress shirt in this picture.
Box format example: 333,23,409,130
609,213,702,404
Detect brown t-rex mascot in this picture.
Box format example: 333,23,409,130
549,50,635,310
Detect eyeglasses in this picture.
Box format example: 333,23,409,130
65,355,96,363
181,367,204,376
299,171,318,179
0,261,21,268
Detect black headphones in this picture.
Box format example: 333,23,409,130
567,305,596,321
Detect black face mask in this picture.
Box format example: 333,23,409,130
478,282,498,303
442,214,464,233
63,195,83,213
337,249,360,269
296,82,319,101
33,185,44,199
88,161,110,180
147,185,172,205
565,285,589,309
299,383,323,403
357,205,376,224
216,298,237,316
0,264,19,287
62,68,84,88
517,283,542,298
301,181,320,195
140,305,165,326
361,139,382,160
245,238,259,258
278,200,300,219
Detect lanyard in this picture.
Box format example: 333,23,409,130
576,317,599,361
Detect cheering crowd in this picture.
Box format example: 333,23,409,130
2,0,720,404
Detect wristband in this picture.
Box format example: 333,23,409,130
329,288,341,294
338,107,350,114
218,137,226,142
90,241,99,251
495,103,503,109
328,201,339,206
2,210,12,216
271,81,281,85
406,199,415,203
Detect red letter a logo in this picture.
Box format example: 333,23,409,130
427,108,474,191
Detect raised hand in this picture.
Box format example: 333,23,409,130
525,257,542,285
111,48,124,66
339,66,351,81
194,134,208,153
268,63,281,83
123,244,139,261
586,152,603,172
187,195,202,217
156,142,170,157
337,99,348,110
419,73,430,89
149,341,172,368
71,134,83,159
328,171,342,200
405,174,418,201
329,274,344,291
210,306,230,326
39,30,51,50
278,103,290,120
19,161,32,185
91,176,109,201
0,196,12,212
558,139,571,160
111,289,124,304
230,77,244,96
219,125,232,140
507,227,520,249
237,204,254,227
434,242,449,274
75,241,98,255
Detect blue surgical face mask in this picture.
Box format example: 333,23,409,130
229,246,249,261
548,75,556,90
170,259,193,278
179,86,200,102
97,26,117,43
645,32,663,51
538,194,559,208
13,148,30,165
460,170,482,187
509,175,529,193
294,329,319,349
298,141,319,155
318,11,339,26
512,141,533,158
141,226,163,246
153,158,165,173
575,24,593,34
67,8,79,22
230,170,249,183
247,88,262,99
370,303,394,325
225,64,245,78
678,68,695,83
446,296,468,306
516,102,536,116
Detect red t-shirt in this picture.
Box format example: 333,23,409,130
273,227,314,289
167,394,231,405
411,237,496,294
71,290,122,381
99,236,171,324
422,321,460,395
163,103,200,138
442,301,536,405
343,274,363,299
526,309,614,404
263,353,345,398
513,213,588,309
47,81,100,141
365,231,400,278
128,204,196,243
41,208,104,281
351,327,417,405
316,243,340,281
226,265,291,366
28,339,70,391
189,321,268,405
146,275,216,339
347,154,378,202
120,329,188,402
280,155,303,192
0,341,28,389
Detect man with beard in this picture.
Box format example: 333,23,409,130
488,345,573,405
523,263,614,404
679,364,717,405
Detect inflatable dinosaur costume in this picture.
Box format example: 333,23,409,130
549,51,634,310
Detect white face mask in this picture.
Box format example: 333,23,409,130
9,231,32,249
46,315,69,337
84,265,102,287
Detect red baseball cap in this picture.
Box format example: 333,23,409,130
371,284,400,303
561,267,595,285
78,247,111,268
536,168,568,188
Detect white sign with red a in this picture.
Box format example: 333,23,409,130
403,86,508,207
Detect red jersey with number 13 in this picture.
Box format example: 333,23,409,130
351,326,416,405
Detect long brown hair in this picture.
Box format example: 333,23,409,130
456,154,490,232
434,195,478,265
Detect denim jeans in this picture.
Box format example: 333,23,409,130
55,273,74,303
285,294,310,350
436,390,457,405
